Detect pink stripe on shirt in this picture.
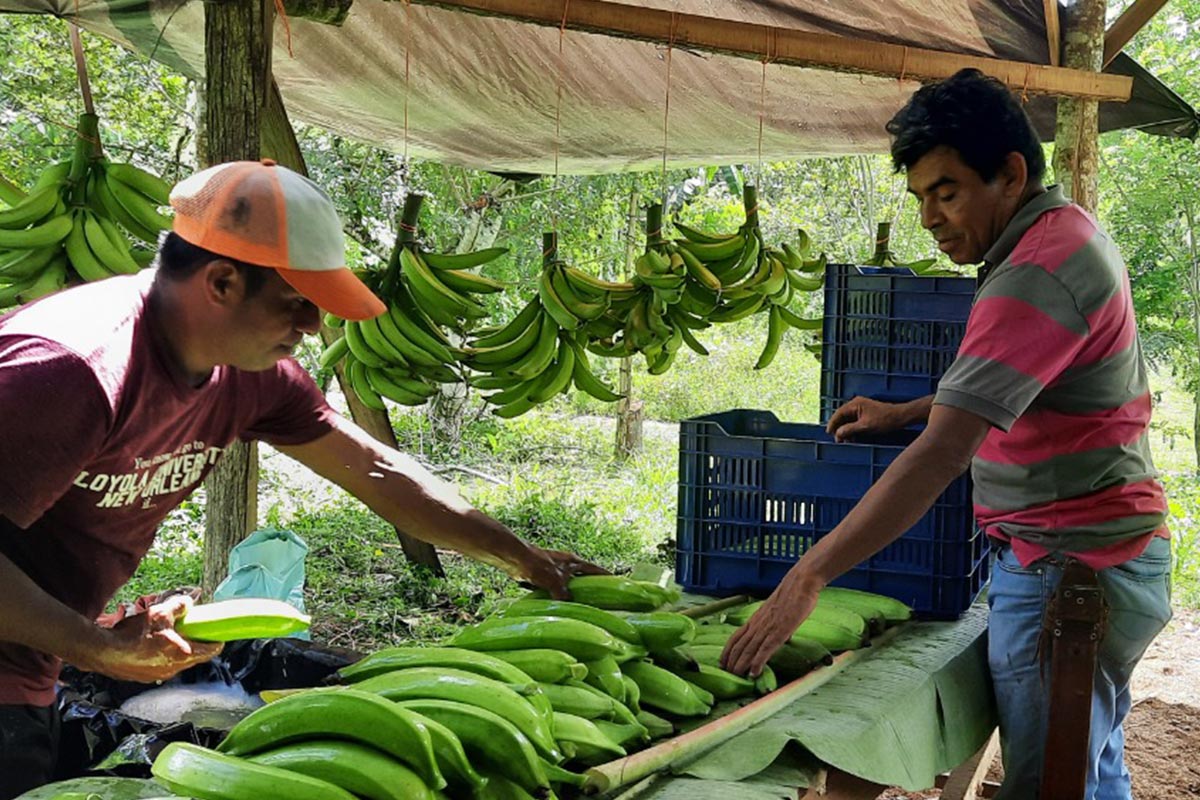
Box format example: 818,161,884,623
976,478,1168,530
1007,207,1097,274
1073,284,1136,368
994,527,1168,571
976,393,1153,466
957,293,1085,381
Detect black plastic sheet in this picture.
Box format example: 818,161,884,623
54,638,360,779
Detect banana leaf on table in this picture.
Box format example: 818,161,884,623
631,756,820,800
650,602,994,794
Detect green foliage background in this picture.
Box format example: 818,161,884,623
1,14,1197,645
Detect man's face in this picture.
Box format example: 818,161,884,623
226,270,321,371
906,146,1019,265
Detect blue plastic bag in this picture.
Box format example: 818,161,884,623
213,529,309,640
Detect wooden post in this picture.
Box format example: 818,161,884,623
259,82,445,575
200,0,273,597
1052,0,1105,214
614,189,643,460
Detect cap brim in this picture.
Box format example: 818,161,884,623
276,267,386,322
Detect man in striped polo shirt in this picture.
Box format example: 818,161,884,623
723,69,1171,799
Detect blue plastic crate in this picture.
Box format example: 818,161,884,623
675,410,988,618
820,264,976,423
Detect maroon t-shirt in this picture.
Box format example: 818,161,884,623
0,272,337,705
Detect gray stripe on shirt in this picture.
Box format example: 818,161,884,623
972,435,1159,512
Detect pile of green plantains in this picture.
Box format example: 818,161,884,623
152,578,911,800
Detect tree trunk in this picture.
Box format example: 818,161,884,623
615,189,642,460
1052,0,1104,214
427,178,515,447
1192,245,1200,472
1194,391,1199,473
257,83,445,574
199,0,273,598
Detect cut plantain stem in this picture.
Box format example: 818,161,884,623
67,113,100,204
645,203,664,247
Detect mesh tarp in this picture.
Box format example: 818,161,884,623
1,0,1195,173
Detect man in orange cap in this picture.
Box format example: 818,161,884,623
0,159,603,794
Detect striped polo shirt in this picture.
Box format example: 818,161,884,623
934,185,1168,569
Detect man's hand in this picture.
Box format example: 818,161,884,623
826,396,904,442
73,594,222,683
519,547,609,600
721,570,822,678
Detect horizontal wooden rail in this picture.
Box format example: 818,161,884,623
415,0,1132,102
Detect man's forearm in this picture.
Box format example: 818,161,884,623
347,449,534,575
0,551,103,664
898,395,935,426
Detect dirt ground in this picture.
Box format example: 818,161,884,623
882,608,1200,799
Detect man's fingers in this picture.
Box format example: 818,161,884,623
833,420,866,442
826,408,851,434
721,625,753,675
159,627,194,656
148,594,194,630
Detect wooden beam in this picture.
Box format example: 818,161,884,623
941,729,1001,800
416,0,1132,102
1104,0,1170,67
1044,0,1061,67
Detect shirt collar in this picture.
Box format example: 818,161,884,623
982,184,1071,267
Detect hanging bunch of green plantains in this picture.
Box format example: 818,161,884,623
317,186,827,417
0,113,171,308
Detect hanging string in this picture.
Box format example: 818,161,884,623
756,29,777,188
551,0,571,230
659,12,678,213
271,0,294,58
898,45,910,85
67,23,94,117
1020,64,1032,104
403,0,412,166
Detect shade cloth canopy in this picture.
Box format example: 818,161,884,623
1,0,1195,173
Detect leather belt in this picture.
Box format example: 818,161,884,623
1039,558,1109,799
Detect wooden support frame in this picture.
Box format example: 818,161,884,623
941,729,1001,800
1104,0,1170,67
417,0,1132,101
1044,0,1061,67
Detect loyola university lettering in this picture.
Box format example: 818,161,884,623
73,442,226,509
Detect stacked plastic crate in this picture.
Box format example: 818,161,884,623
675,265,989,618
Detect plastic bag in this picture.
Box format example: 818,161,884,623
56,638,359,779
213,529,309,639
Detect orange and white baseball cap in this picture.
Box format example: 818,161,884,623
169,159,386,321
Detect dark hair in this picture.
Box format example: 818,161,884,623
887,68,1046,184
156,231,269,297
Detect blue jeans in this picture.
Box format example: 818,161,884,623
988,537,1172,800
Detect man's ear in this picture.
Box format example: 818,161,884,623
1000,152,1029,199
201,259,244,306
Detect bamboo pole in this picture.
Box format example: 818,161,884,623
678,594,750,619
1103,0,1170,67
415,0,1132,102
1042,0,1061,67
584,626,905,794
